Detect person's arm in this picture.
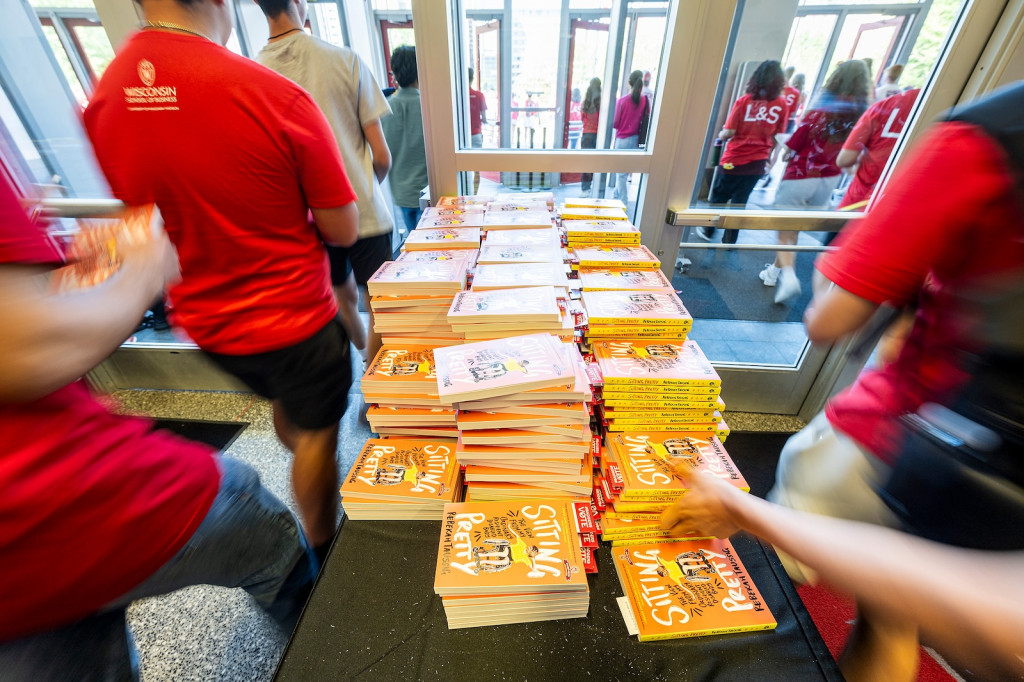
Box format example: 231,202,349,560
660,471,1024,679
803,271,878,344
312,205,358,247
0,225,177,402
481,92,488,124
363,119,391,183
717,129,736,140
835,147,860,169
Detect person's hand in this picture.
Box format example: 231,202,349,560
118,212,180,292
659,468,745,539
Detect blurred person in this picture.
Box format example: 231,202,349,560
760,60,871,303
782,71,805,134
567,87,582,149
660,469,1024,681
382,45,429,231
580,77,601,194
699,60,789,268
0,177,316,680
255,0,394,365
875,63,905,100
835,87,921,212
612,70,650,202
641,70,654,105
762,82,1024,681
83,0,359,556
468,67,487,148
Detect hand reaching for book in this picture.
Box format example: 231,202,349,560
118,213,181,294
659,468,745,539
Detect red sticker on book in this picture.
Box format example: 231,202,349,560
573,501,596,534
580,532,598,549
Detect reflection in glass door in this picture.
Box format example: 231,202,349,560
380,19,415,89
474,19,501,147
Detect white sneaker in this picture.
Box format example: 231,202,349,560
759,263,781,287
695,227,715,242
775,266,801,303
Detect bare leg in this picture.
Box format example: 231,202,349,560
363,284,381,365
334,271,366,359
775,229,799,269
840,601,919,682
272,401,340,548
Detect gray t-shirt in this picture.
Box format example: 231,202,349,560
382,87,429,209
259,33,394,238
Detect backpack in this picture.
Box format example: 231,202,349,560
637,96,651,149
878,82,1024,550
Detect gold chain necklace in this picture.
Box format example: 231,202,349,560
141,20,213,43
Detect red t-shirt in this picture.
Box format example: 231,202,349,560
0,177,220,640
720,94,789,167
83,32,356,355
820,122,1024,464
581,110,599,134
838,88,920,208
783,85,800,121
781,105,859,181
469,88,487,135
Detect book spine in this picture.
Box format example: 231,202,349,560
602,399,719,409
601,378,719,388
637,623,775,642
586,317,691,327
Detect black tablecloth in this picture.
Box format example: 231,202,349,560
275,519,841,681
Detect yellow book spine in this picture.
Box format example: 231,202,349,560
602,378,720,388
577,260,659,269
610,534,712,547
636,623,776,642
587,317,691,327
602,399,720,409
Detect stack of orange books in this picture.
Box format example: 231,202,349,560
361,344,459,438
581,289,692,343
593,339,729,437
612,538,776,641
434,499,590,628
447,286,574,342
367,258,472,347
339,438,462,520
562,219,641,247
401,226,481,250
577,268,674,293
598,432,748,538
569,244,660,271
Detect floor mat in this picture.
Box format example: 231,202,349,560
151,418,246,451
797,583,957,682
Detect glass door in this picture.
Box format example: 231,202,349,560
413,0,1010,418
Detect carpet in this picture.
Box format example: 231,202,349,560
151,418,247,451
724,432,957,682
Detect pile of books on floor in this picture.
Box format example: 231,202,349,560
433,499,591,628
598,431,747,543
361,344,457,438
580,288,692,344
431,333,595,505
367,253,474,347
612,537,776,640
339,437,462,520
592,338,728,438
447,286,575,343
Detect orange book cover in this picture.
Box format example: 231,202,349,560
581,291,692,327
595,339,720,387
434,500,589,595
477,243,562,265
339,438,461,504
485,200,549,213
562,219,638,237
607,432,748,500
613,538,776,641
437,195,492,207
362,342,438,391
571,245,659,269
51,205,154,292
401,227,481,250
434,333,572,404
578,269,672,292
367,260,467,293
482,228,560,247
448,286,561,323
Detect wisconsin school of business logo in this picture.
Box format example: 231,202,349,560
138,59,155,86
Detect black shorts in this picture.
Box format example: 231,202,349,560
326,231,393,286
204,318,352,430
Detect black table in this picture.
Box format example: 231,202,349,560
275,519,841,681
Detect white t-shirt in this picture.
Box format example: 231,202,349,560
259,33,394,239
